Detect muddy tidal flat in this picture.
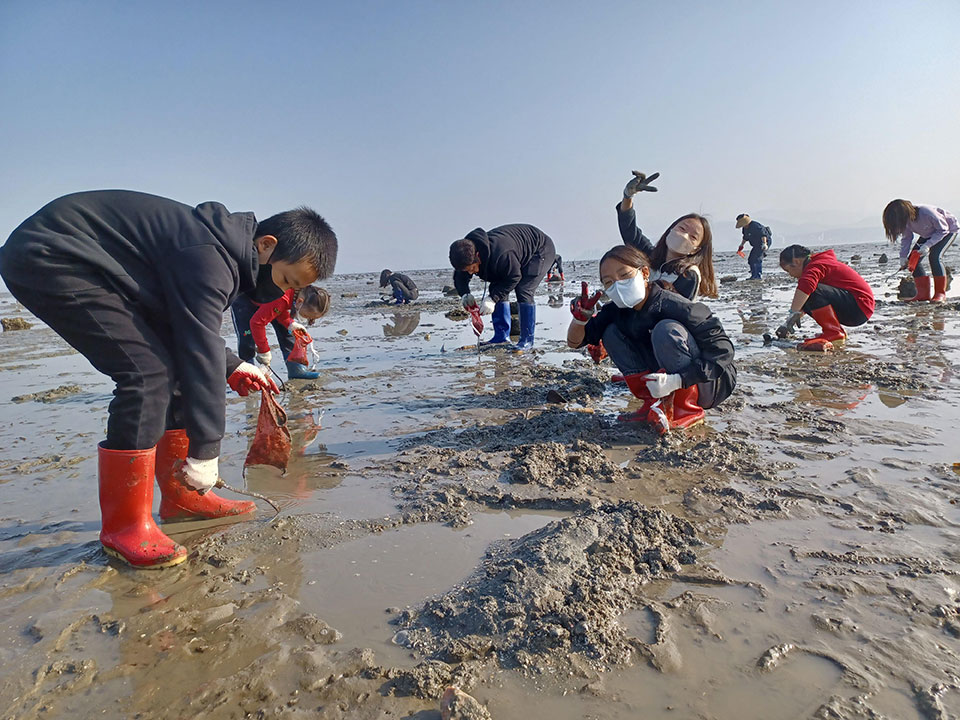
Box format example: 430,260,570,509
1,245,958,719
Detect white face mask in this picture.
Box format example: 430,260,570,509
604,273,647,309
666,229,698,255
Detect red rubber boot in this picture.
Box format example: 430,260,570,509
156,429,255,521
618,372,658,423
905,275,932,302
931,276,947,303
799,305,846,352
98,444,187,568
669,385,705,429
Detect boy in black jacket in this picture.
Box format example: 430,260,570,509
449,224,556,350
0,191,337,568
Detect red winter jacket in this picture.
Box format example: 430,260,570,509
797,250,874,318
251,289,295,353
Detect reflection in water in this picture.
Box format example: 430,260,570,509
737,306,769,336
383,311,420,337
547,292,564,308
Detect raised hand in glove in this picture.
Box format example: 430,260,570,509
570,281,604,324
776,310,804,339
178,456,219,493
623,170,660,198
644,372,683,398
228,361,280,396
255,350,272,367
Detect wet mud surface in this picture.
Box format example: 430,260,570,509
1,249,959,718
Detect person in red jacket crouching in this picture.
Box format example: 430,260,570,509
247,285,330,380
776,245,875,351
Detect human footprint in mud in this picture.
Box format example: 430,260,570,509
776,245,874,352
567,245,736,433
449,224,556,350
238,285,331,381
0,191,337,568
882,199,957,302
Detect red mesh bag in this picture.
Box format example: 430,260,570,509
287,328,312,366
244,389,291,472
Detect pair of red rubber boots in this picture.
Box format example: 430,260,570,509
615,372,705,434
98,429,255,569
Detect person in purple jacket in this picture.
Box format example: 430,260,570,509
883,199,958,302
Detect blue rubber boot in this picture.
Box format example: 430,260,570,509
513,303,536,350
481,302,512,345
286,361,320,380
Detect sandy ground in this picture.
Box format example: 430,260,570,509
0,245,958,720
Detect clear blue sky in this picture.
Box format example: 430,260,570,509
2,1,958,272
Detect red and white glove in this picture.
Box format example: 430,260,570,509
570,282,604,325
228,361,279,396
644,372,683,399
179,456,219,493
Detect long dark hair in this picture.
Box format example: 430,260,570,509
648,214,717,298
599,244,651,273
883,199,917,242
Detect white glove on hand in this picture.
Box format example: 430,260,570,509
255,350,272,367
289,321,307,334
479,298,496,315
644,372,683,399
460,293,478,309
899,258,909,270
180,456,219,493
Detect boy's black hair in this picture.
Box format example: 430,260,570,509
256,207,338,279
449,238,479,270
379,269,392,287
779,244,810,264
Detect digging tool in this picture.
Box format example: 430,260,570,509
214,479,281,516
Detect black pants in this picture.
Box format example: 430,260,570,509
912,233,956,277
515,238,556,304
802,283,868,326
3,277,182,450
391,279,419,302
230,295,294,363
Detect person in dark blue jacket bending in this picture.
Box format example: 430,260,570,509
736,213,772,279
0,191,338,569
450,224,556,350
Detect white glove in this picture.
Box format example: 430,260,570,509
180,456,219,493
255,350,272,367
460,293,478,309
289,321,307,334
644,372,683,399
899,258,909,270
479,298,496,315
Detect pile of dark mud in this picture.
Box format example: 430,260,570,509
396,502,699,672
508,439,624,487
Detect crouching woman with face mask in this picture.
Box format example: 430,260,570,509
567,245,737,433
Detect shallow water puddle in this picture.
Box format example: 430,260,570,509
296,510,565,663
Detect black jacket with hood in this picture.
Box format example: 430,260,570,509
0,190,259,459
453,224,552,304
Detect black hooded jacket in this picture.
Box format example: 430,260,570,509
453,224,552,304
0,190,259,459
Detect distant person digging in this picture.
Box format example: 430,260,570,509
775,245,874,351
379,269,419,304
736,213,772,279
449,224,556,351
882,199,957,302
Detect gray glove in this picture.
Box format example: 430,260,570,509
623,170,660,198
776,310,804,338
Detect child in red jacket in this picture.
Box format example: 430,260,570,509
776,245,874,351
248,286,330,379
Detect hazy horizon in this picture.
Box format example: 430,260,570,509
2,1,958,274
